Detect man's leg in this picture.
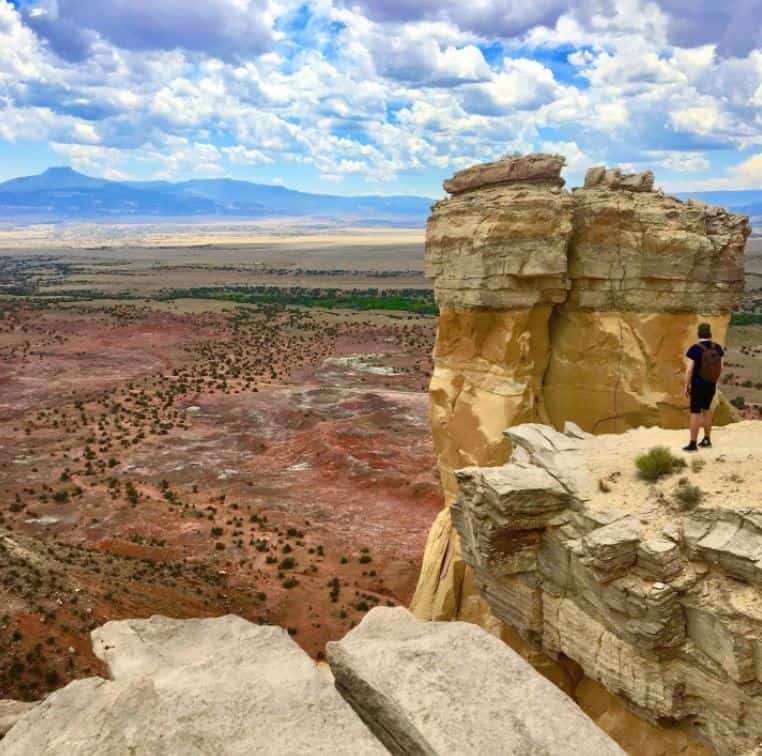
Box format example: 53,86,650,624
701,408,713,444
690,412,702,442
684,411,701,450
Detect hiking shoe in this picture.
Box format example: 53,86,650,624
682,441,698,452
699,438,712,448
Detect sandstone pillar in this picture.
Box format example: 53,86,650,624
411,155,749,624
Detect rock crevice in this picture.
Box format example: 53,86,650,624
0,609,625,756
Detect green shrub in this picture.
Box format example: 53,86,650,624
674,482,703,510
635,446,686,481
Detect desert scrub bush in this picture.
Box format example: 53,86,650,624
635,446,686,481
674,481,703,510
691,458,706,473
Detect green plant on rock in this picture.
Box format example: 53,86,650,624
635,446,686,482
674,481,703,510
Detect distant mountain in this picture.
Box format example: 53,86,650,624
674,189,762,217
0,167,434,225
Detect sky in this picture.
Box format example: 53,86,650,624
0,0,761,197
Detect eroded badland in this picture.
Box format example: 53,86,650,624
0,229,440,701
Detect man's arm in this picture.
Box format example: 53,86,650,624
684,357,694,398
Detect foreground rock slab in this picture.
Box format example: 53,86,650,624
0,702,36,739
327,606,624,756
0,615,386,755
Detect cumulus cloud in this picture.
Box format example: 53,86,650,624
334,0,572,40
730,152,762,187
460,58,563,114
659,0,762,58
339,0,761,59
18,0,276,61
0,0,761,191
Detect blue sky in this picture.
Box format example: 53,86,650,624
0,0,761,196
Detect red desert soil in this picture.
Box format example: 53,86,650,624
0,302,440,700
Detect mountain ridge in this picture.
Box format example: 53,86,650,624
2,166,760,226
0,167,434,224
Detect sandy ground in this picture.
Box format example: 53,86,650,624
583,421,762,544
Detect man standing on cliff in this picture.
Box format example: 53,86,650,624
683,322,724,451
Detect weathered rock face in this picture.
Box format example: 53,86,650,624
326,606,624,755
0,702,35,739
452,420,762,755
0,615,387,755
1,609,624,755
412,153,749,624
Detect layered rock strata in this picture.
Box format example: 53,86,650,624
452,420,762,755
413,154,749,625
0,609,623,755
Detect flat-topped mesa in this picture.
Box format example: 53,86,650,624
412,154,751,748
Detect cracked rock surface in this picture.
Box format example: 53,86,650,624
1,609,624,756
0,614,387,755
326,606,624,756
452,420,762,755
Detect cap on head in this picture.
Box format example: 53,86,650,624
698,322,712,339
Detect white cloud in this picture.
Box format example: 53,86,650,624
460,58,562,114
222,145,273,165
730,153,762,188
0,0,761,195
647,150,710,173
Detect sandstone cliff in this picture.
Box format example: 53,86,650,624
413,154,749,627
452,420,762,755
0,608,623,755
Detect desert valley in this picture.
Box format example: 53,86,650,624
0,226,442,700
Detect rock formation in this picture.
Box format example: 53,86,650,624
451,420,762,755
0,609,624,755
327,606,624,755
413,153,749,626
0,614,386,755
0,703,34,739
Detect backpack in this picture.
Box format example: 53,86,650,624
698,342,722,383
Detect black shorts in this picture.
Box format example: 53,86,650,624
690,382,716,413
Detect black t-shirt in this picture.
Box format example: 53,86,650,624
686,340,724,387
